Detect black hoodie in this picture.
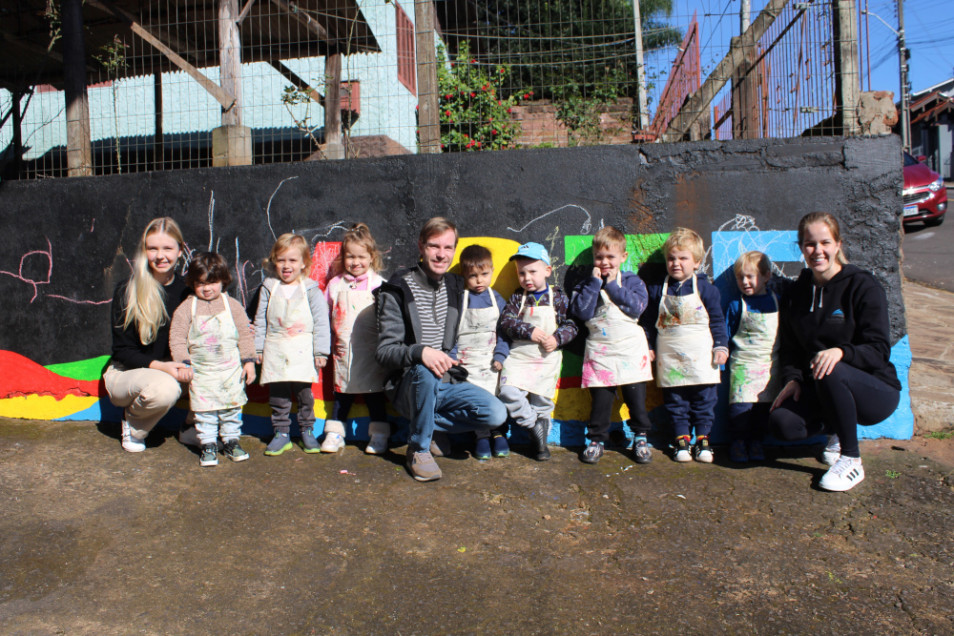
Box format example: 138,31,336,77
778,264,900,390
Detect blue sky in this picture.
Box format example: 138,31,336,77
648,0,954,103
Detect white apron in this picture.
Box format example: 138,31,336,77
655,275,721,387
457,289,501,394
260,279,319,385
582,276,653,388
187,295,247,412
499,289,562,399
728,293,780,403
330,273,387,394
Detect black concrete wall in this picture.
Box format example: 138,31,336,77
0,135,904,366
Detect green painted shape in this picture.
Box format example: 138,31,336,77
44,355,111,381
561,350,583,378
564,233,670,271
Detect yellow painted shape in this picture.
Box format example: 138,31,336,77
0,394,98,420
451,237,522,297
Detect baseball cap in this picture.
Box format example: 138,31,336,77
510,242,551,266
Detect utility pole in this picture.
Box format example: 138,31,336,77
741,0,751,33
632,0,649,131
897,0,910,150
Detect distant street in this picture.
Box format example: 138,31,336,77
902,187,954,293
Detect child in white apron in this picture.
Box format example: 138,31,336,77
252,234,331,456
498,243,579,461
323,223,391,455
169,252,257,467
726,251,781,463
453,245,511,460
643,229,729,463
569,226,653,465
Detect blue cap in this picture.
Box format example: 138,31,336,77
510,242,551,266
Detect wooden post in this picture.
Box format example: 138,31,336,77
324,52,344,160
219,0,242,127
415,0,440,153
632,0,650,131
732,42,760,139
11,87,24,178
834,0,861,135
61,0,92,177
153,72,164,171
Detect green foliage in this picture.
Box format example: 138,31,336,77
95,35,128,174
885,469,901,479
553,66,627,145
925,430,952,440
435,42,523,152
472,0,681,101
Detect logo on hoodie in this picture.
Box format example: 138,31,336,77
828,308,845,323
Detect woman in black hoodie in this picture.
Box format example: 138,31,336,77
769,212,900,492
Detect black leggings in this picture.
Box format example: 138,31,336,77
588,382,651,442
768,364,900,458
332,391,389,423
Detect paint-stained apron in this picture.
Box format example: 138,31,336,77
655,275,721,387
260,279,319,385
500,289,562,399
457,289,501,394
582,278,653,388
188,295,247,412
330,275,387,394
728,293,780,403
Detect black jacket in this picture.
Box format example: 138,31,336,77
778,265,900,390
110,275,190,369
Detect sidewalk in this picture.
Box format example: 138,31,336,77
903,279,954,431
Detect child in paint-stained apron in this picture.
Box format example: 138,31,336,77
323,223,391,455
253,233,331,457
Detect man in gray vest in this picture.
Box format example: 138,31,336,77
375,217,508,481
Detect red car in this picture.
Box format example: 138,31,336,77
903,151,947,226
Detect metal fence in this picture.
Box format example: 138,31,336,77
0,0,876,180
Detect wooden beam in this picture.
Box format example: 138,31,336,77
834,0,860,135
415,0,440,153
662,0,789,142
237,0,258,24
268,60,324,106
219,0,243,126
87,0,236,111
268,0,329,42
324,52,344,159
62,0,93,177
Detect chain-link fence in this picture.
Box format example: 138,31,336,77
0,0,876,179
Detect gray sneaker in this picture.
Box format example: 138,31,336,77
301,428,320,453
223,439,249,462
199,443,218,467
406,450,442,482
633,437,653,464
581,441,604,464
265,433,293,456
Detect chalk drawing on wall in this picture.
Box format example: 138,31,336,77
506,204,594,234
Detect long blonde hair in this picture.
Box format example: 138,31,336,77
123,217,184,344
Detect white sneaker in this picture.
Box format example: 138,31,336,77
674,449,692,463
819,456,865,492
821,434,841,466
365,421,390,455
320,431,345,453
120,420,146,453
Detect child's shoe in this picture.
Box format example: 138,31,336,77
674,436,692,462
223,439,249,462
694,436,714,463
365,421,390,455
531,419,551,461
632,436,653,464
581,441,604,464
729,439,748,463
320,420,346,453
492,434,510,458
430,431,451,457
819,456,865,491
406,449,442,482
474,437,492,461
821,434,841,466
301,427,321,453
120,417,146,453
747,440,765,462
199,443,218,467
265,432,293,456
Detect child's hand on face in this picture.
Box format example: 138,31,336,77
242,361,256,385
491,360,503,372
592,266,603,280
315,355,328,369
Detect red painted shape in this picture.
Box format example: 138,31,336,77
309,241,340,289
0,350,101,399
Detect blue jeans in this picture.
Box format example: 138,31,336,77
663,384,718,438
194,406,243,445
403,364,508,453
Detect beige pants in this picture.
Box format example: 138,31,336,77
103,363,181,439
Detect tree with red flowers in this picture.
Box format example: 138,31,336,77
433,42,524,152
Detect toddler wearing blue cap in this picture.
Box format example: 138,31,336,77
497,242,578,460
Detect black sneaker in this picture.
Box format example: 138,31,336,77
633,437,653,464
492,434,510,458
474,437,492,461
199,443,218,467
223,439,249,462
581,441,604,464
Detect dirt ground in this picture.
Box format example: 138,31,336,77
1,419,952,635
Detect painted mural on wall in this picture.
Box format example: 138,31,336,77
0,138,910,443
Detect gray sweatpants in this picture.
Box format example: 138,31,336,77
268,382,315,434
497,385,554,428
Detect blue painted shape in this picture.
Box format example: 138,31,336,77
859,335,913,440
711,230,802,305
